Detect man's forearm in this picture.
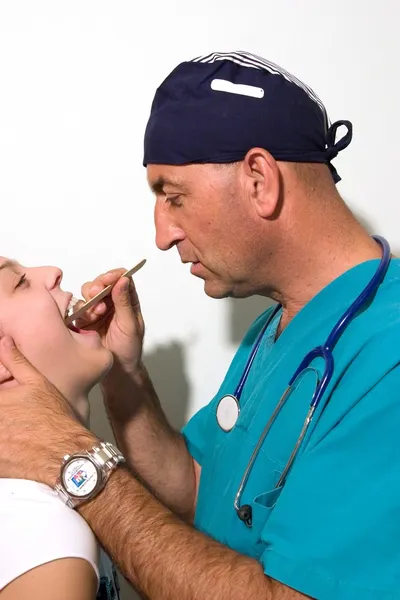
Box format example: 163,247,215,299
80,467,294,600
101,363,197,519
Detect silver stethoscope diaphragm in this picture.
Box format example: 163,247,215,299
216,394,240,431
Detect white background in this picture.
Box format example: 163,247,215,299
0,1,399,598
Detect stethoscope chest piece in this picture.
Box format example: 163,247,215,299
216,394,240,432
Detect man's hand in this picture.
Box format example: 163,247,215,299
0,336,95,483
0,360,12,386
75,270,199,520
75,269,144,378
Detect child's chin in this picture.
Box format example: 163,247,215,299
104,350,114,373
93,351,114,383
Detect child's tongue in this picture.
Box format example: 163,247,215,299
67,323,93,336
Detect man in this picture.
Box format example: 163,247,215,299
1,50,400,599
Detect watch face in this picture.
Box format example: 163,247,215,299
62,457,99,497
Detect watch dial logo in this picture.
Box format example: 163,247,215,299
71,469,88,489
64,458,98,496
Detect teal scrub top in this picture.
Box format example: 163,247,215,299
182,258,400,599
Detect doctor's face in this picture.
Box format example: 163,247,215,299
0,257,113,399
148,163,265,298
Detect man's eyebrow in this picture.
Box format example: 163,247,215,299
149,176,189,195
0,259,18,273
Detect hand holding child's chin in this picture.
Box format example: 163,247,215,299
0,336,96,483
0,359,14,388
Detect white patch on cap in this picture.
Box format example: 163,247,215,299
211,78,264,99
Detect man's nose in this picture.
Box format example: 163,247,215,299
154,205,185,251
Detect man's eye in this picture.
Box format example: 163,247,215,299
166,195,183,207
16,274,29,289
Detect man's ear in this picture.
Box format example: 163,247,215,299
241,147,281,219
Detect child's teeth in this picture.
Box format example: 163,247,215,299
66,296,79,318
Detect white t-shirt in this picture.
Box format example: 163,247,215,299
0,478,120,599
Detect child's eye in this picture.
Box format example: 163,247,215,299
16,274,30,289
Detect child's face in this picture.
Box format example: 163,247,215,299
0,257,113,399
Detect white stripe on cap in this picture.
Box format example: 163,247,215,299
211,78,265,99
191,50,329,131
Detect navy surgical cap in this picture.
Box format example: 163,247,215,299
143,51,353,183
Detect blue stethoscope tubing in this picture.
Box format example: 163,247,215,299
216,236,391,527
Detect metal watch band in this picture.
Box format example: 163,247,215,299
55,441,125,509
54,483,75,509
88,441,125,474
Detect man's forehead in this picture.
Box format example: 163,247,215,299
147,165,192,193
146,163,217,194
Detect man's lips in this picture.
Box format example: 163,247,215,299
190,262,203,275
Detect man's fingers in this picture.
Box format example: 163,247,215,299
74,269,126,324
0,361,12,384
0,337,42,385
81,269,126,302
128,278,141,311
111,276,142,316
74,297,113,330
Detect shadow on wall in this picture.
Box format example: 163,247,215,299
89,341,190,600
89,341,190,437
142,341,191,430
228,295,276,344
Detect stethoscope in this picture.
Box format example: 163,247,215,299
215,236,391,527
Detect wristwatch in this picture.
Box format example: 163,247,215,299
54,441,125,509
